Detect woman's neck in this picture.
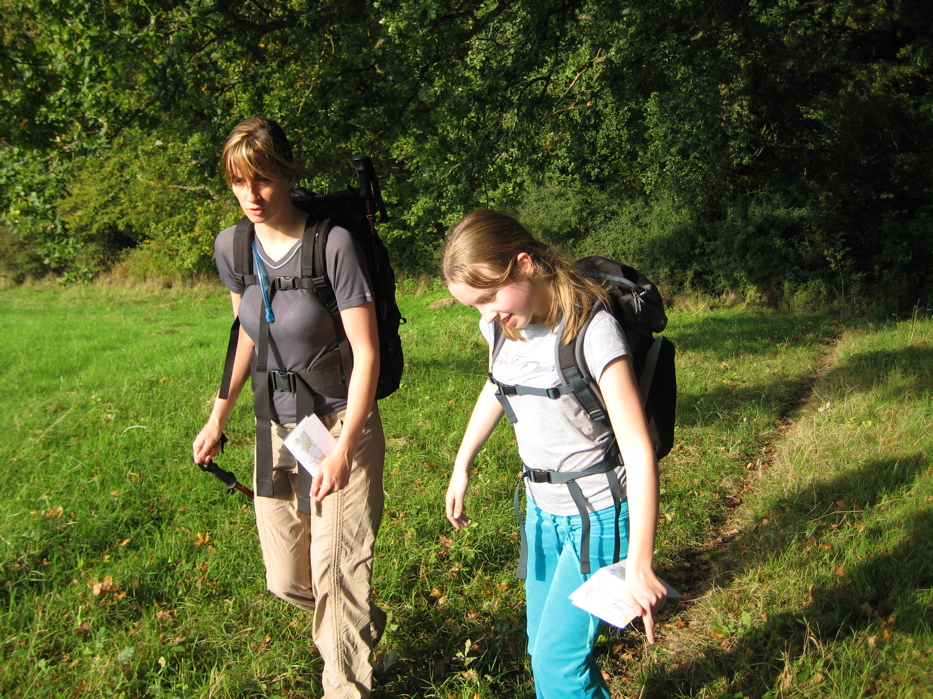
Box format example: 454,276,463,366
254,205,308,261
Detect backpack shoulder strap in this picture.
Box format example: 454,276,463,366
233,217,258,288
558,302,608,424
303,215,339,315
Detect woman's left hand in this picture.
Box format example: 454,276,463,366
311,448,352,501
622,566,668,644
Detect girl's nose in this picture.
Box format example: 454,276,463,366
480,307,498,324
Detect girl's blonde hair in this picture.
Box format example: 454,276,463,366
221,117,307,185
441,210,608,344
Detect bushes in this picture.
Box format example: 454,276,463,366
514,183,933,313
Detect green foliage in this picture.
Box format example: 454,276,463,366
1,0,932,307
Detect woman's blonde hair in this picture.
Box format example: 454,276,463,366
221,117,307,184
441,210,608,344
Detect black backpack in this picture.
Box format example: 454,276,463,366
575,256,676,459
220,154,405,402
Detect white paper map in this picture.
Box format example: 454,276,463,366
569,560,681,629
283,413,337,478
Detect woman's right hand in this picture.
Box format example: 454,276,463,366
445,468,471,529
192,421,225,465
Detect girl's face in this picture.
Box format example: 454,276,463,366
447,255,550,330
230,169,294,225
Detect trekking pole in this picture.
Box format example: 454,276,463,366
196,434,254,500
352,155,388,222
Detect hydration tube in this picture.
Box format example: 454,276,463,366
251,242,276,323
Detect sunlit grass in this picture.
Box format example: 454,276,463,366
1,284,928,697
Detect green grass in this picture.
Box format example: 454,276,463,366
0,283,929,698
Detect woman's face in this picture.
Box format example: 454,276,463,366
229,169,294,225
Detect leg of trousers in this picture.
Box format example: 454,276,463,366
253,406,386,699
524,501,630,699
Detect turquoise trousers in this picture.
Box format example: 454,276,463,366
524,500,630,699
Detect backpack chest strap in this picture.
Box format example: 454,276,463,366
489,374,578,424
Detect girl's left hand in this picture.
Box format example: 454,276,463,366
311,449,352,501
623,567,668,644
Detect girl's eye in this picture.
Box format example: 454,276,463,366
480,293,496,304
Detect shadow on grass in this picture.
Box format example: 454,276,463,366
643,453,932,698
669,311,837,358
677,342,933,431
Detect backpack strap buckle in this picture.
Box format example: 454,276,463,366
271,370,298,393
523,469,553,484
273,276,301,291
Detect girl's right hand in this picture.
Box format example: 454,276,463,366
445,469,471,529
192,422,224,465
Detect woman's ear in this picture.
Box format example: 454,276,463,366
515,252,536,277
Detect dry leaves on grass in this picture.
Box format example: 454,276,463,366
90,575,127,601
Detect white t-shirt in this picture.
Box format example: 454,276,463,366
481,310,630,516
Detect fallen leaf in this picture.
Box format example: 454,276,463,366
91,576,118,597
833,566,845,576
44,506,64,520
74,621,90,635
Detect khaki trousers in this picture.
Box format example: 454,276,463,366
253,406,386,699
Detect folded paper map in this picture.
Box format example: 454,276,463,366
569,560,681,629
283,413,337,478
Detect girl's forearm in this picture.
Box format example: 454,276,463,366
622,446,660,573
453,381,505,471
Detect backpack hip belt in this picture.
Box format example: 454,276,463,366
251,328,351,516
514,450,627,579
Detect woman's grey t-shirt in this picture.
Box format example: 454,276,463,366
481,311,630,516
214,223,373,422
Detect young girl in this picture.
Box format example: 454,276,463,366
192,118,385,698
442,210,667,698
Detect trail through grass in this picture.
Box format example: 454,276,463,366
0,284,928,698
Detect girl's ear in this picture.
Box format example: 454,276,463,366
515,252,535,277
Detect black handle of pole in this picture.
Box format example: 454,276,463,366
196,434,254,500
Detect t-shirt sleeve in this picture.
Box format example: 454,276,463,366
582,310,631,381
214,225,243,294
325,226,374,311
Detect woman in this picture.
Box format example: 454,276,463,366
441,210,667,698
192,117,385,699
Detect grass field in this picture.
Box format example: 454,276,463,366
0,283,929,698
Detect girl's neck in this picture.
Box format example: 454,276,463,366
254,205,307,261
